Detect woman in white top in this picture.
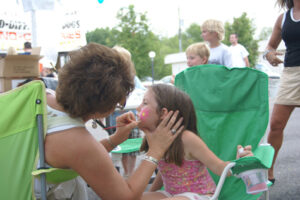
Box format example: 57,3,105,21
42,43,183,200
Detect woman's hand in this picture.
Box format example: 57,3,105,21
236,145,253,159
113,111,139,144
143,110,184,160
266,50,283,67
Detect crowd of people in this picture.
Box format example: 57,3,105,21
4,0,298,199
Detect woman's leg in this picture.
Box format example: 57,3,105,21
267,104,295,180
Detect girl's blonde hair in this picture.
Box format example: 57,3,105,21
113,45,132,59
276,0,294,9
113,45,136,74
186,42,210,60
201,19,225,41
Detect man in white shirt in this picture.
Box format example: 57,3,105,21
229,34,250,67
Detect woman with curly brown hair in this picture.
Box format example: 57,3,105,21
37,43,183,200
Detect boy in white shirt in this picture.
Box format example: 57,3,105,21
201,19,232,68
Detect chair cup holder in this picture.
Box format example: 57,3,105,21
238,169,268,194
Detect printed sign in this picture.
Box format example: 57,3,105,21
58,10,86,51
0,11,31,52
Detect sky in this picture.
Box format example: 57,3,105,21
1,0,285,39
74,0,284,38
0,0,285,61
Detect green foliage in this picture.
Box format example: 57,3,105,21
86,5,171,79
115,5,160,78
86,27,119,47
224,13,259,67
258,27,272,41
182,23,203,50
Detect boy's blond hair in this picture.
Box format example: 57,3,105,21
185,42,210,61
201,19,225,41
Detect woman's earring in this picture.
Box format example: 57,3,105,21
92,119,98,129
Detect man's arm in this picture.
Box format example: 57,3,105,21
244,56,250,67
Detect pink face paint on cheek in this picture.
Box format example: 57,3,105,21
139,107,150,121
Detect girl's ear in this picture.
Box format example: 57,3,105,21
160,108,169,120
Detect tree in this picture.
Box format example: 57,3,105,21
224,13,259,67
85,5,171,79
258,27,272,41
115,5,170,78
86,27,119,47
182,23,203,50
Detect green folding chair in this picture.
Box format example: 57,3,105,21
0,81,77,200
175,64,274,200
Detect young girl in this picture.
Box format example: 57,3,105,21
138,84,253,200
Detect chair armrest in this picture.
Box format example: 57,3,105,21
210,145,274,199
32,168,78,184
231,144,275,175
210,162,236,200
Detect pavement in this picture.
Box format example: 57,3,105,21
86,78,300,199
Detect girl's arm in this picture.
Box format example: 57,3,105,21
149,171,163,192
183,131,252,177
183,131,227,176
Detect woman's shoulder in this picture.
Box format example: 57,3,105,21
45,128,102,168
276,13,285,27
46,91,66,112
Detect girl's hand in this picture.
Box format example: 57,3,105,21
114,111,139,142
236,145,253,159
266,51,283,67
143,110,184,160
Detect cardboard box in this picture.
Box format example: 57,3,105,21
0,77,29,93
0,55,42,78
